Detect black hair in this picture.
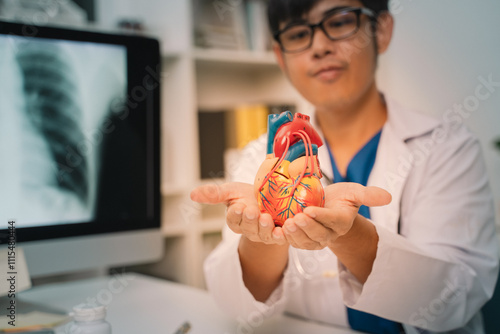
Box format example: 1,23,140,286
267,0,389,36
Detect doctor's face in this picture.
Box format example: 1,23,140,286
273,0,392,112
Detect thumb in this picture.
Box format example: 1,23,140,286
360,185,392,207
190,182,250,204
327,183,392,207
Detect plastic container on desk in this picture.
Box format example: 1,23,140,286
67,304,112,334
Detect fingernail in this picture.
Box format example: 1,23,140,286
272,232,283,240
286,224,297,233
246,212,257,220
234,209,242,215
259,220,268,228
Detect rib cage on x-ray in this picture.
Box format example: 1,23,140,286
15,42,89,204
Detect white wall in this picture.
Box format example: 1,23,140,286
377,0,500,221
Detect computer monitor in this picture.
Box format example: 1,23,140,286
0,21,163,279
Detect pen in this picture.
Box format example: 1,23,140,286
173,321,191,334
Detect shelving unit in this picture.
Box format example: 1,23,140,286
94,0,310,288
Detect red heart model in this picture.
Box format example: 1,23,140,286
254,112,325,226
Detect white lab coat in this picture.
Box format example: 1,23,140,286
204,96,500,333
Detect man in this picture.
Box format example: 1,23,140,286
191,1,499,333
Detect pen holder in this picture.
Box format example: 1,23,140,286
254,111,325,226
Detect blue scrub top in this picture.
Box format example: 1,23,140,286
326,130,382,219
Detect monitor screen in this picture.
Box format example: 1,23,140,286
0,21,162,277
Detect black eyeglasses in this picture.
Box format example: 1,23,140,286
274,7,376,53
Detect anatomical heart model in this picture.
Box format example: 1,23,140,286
254,111,325,227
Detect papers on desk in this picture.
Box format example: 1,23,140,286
0,311,69,332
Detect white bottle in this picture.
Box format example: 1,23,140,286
67,303,112,334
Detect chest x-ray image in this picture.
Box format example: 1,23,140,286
0,35,127,228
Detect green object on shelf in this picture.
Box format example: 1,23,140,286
495,138,500,151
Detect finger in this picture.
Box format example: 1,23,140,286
360,186,392,207
257,214,287,245
226,203,245,234
239,205,260,239
292,213,336,247
258,213,274,243
283,219,322,250
303,206,353,236
271,226,287,245
281,219,298,248
190,182,251,204
327,183,392,207
190,184,225,204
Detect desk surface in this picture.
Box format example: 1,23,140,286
19,273,357,334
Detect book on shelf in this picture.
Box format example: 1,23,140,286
192,0,271,51
226,104,268,149
198,111,227,180
193,0,248,50
245,0,272,52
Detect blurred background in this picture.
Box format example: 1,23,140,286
0,0,499,289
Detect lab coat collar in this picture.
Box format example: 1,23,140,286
384,96,441,142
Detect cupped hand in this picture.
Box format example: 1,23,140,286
281,182,392,250
190,182,287,245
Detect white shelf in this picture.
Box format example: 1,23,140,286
162,51,184,59
162,49,277,67
193,47,277,65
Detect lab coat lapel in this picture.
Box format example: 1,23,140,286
368,96,440,233
318,141,333,185
368,125,411,233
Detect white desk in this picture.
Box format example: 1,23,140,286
19,273,358,334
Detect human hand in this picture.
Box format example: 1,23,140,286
190,182,287,245
281,183,391,250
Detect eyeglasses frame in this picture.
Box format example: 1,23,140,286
273,7,377,53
